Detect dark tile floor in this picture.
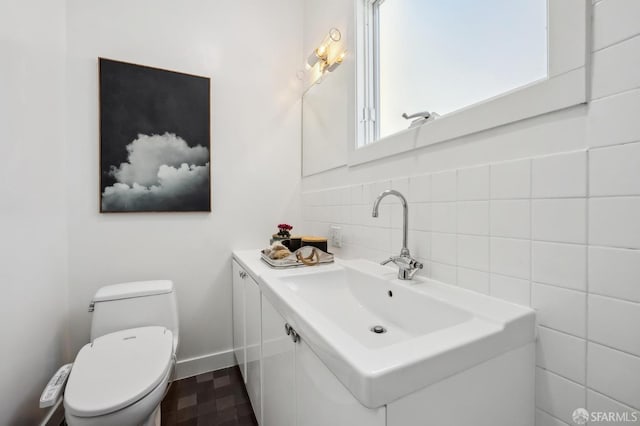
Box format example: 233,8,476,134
161,366,258,426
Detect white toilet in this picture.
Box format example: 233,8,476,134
64,280,179,426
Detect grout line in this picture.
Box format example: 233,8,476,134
535,406,572,425
584,148,591,402
538,324,587,341
592,31,640,54
529,159,534,307
536,365,586,388
588,340,640,361
586,387,640,413
538,322,640,361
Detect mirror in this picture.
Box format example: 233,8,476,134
301,66,349,176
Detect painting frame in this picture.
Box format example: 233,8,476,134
98,57,211,213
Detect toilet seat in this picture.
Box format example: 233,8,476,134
64,326,173,418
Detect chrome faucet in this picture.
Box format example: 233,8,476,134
372,189,424,280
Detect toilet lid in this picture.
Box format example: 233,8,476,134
64,326,173,417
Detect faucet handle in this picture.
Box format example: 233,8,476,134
380,257,394,266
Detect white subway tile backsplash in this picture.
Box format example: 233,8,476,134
490,237,531,279
532,151,587,198
532,283,586,338
532,199,587,244
490,200,531,239
593,0,640,51
406,230,430,260
588,246,640,303
302,81,640,419
457,235,489,271
587,390,640,424
490,159,531,199
391,177,409,197
490,274,531,306
350,184,364,205
365,180,392,205
590,142,640,196
409,174,431,203
532,242,587,291
535,368,586,425
457,201,489,235
457,165,490,200
431,232,457,265
589,197,640,249
588,88,640,148
588,342,640,409
536,326,586,384
431,202,457,233
588,294,640,357
535,409,569,426
457,267,490,294
409,203,431,231
429,261,457,284
431,170,457,202
592,35,640,99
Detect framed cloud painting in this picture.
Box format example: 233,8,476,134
99,58,211,212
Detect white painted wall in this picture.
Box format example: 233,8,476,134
302,0,640,422
301,0,353,176
65,0,302,370
0,0,69,424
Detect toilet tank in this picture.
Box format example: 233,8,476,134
90,280,179,351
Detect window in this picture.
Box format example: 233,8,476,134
354,0,587,164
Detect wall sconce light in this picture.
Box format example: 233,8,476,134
307,28,346,77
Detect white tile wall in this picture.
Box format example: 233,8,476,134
532,151,587,198
532,198,587,244
532,283,587,338
490,199,531,239
590,142,640,196
457,165,490,200
588,295,640,357
535,409,570,426
537,326,586,384
535,368,586,425
587,390,640,425
490,159,531,199
587,343,640,409
302,145,640,419
457,201,489,235
591,35,640,99
588,246,640,302
588,88,640,148
593,0,640,50
301,3,640,422
532,242,587,291
589,197,640,249
490,274,531,306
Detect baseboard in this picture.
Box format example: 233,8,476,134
41,399,64,426
175,349,236,380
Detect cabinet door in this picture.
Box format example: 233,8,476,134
295,339,386,426
245,275,262,423
232,260,246,381
261,294,295,426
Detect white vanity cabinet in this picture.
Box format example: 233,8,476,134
261,292,385,426
261,293,295,426
232,260,262,422
232,260,245,379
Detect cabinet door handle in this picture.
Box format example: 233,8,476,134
290,329,300,343
239,271,247,279
284,323,292,335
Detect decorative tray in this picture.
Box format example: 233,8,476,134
260,249,334,269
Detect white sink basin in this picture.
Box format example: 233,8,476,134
260,258,535,408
